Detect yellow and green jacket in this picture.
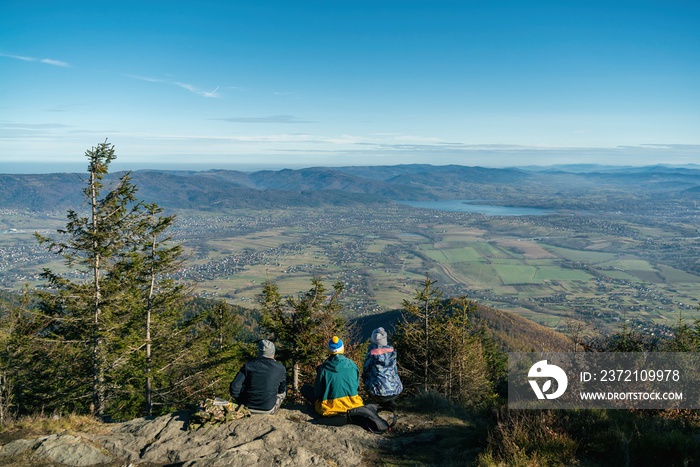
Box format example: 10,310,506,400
314,354,364,416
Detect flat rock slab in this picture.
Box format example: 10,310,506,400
0,404,386,466
1,434,112,466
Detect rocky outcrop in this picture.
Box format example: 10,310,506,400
0,434,113,466
0,404,387,466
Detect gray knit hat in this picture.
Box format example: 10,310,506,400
371,327,388,346
258,339,275,358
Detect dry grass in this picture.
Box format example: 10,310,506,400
477,407,700,467
478,409,579,467
0,413,110,443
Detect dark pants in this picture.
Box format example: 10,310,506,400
248,393,285,415
300,384,317,406
300,383,347,425
370,394,398,410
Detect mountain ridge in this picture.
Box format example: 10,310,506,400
2,164,700,211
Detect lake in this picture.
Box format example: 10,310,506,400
400,200,555,216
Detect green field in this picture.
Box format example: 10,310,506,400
492,264,539,285
533,265,593,282
597,259,656,271
542,245,617,264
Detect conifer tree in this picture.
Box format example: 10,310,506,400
107,203,189,417
33,141,183,418
0,290,30,423
442,297,491,405
197,299,247,398
258,278,345,392
139,203,182,415
394,273,443,392
394,273,493,406
662,311,700,352
139,298,249,408
0,287,86,415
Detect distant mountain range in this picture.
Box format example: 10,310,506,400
2,164,700,211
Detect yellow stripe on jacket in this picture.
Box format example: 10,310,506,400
316,394,364,417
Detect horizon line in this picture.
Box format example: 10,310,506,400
2,161,700,176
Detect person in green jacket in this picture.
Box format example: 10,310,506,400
301,336,364,416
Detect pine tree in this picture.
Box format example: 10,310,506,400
141,298,249,408
6,144,249,418
394,274,494,406
0,287,87,415
198,299,247,398
258,278,345,392
394,273,442,392
106,203,190,417
443,297,491,405
0,290,30,423
33,141,182,418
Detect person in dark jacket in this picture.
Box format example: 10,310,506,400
229,340,286,414
362,327,403,409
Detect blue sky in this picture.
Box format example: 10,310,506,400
1,1,698,173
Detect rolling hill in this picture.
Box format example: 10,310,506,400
2,164,699,212
351,301,573,353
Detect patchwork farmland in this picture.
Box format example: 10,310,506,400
3,200,700,335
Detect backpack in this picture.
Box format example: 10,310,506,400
346,403,397,434
188,398,251,430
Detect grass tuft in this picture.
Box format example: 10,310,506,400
0,413,109,443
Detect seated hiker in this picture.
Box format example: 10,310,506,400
229,339,286,414
362,327,403,409
301,336,364,417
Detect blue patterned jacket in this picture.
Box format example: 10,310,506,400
362,344,403,397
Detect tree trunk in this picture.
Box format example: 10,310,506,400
448,335,454,400
423,300,429,392
145,303,152,416
145,330,152,416
145,217,158,417
90,169,105,418
0,373,7,425
293,361,300,393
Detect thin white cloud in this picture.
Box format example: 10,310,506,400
127,75,161,83
0,52,70,67
0,122,74,141
40,58,70,68
144,133,321,143
213,115,312,124
202,86,220,98
127,74,221,98
0,52,33,61
174,82,221,98
0,122,72,129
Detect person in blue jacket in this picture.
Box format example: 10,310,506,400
362,327,403,409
